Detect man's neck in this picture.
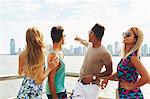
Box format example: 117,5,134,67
53,42,62,51
92,41,101,48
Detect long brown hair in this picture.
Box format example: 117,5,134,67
24,27,45,77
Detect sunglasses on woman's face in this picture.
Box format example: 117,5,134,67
122,32,131,38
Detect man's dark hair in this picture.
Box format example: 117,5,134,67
51,26,64,43
91,23,105,40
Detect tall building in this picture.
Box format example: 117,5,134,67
141,44,148,56
83,46,86,55
107,44,113,55
63,47,70,56
149,46,150,55
17,48,22,54
78,46,82,55
10,38,16,55
70,45,74,55
74,47,78,55
114,41,120,56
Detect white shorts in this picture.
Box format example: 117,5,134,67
70,81,100,99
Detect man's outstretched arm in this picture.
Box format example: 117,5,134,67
74,36,89,47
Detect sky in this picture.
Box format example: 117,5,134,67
0,0,150,54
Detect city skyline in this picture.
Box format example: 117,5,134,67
9,38,150,56
1,0,150,54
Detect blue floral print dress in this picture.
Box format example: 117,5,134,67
17,77,43,99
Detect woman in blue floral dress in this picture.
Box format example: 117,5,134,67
101,27,150,99
17,27,59,99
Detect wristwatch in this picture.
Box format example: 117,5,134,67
92,75,96,80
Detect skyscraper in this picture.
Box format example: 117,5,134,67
78,46,82,55
141,44,148,56
149,46,150,55
70,45,74,55
83,46,86,55
107,44,113,55
114,41,120,56
10,38,15,55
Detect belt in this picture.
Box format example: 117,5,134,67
78,79,97,85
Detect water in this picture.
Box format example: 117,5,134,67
0,55,150,99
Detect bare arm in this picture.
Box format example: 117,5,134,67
120,56,150,90
47,53,60,98
36,54,59,84
36,66,51,84
130,56,149,89
104,72,118,80
81,61,113,86
18,53,25,76
97,61,113,78
74,36,89,47
101,72,117,89
97,52,113,78
48,68,58,98
81,52,113,84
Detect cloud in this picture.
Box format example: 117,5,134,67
19,2,42,12
0,0,150,53
0,1,43,23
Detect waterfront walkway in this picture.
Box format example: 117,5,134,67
0,72,150,99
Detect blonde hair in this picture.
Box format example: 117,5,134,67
24,27,45,77
121,27,143,58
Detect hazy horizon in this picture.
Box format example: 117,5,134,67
1,0,150,54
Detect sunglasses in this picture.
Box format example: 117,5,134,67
122,32,131,38
64,34,66,37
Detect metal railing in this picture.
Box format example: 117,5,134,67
0,72,118,81
0,72,149,99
